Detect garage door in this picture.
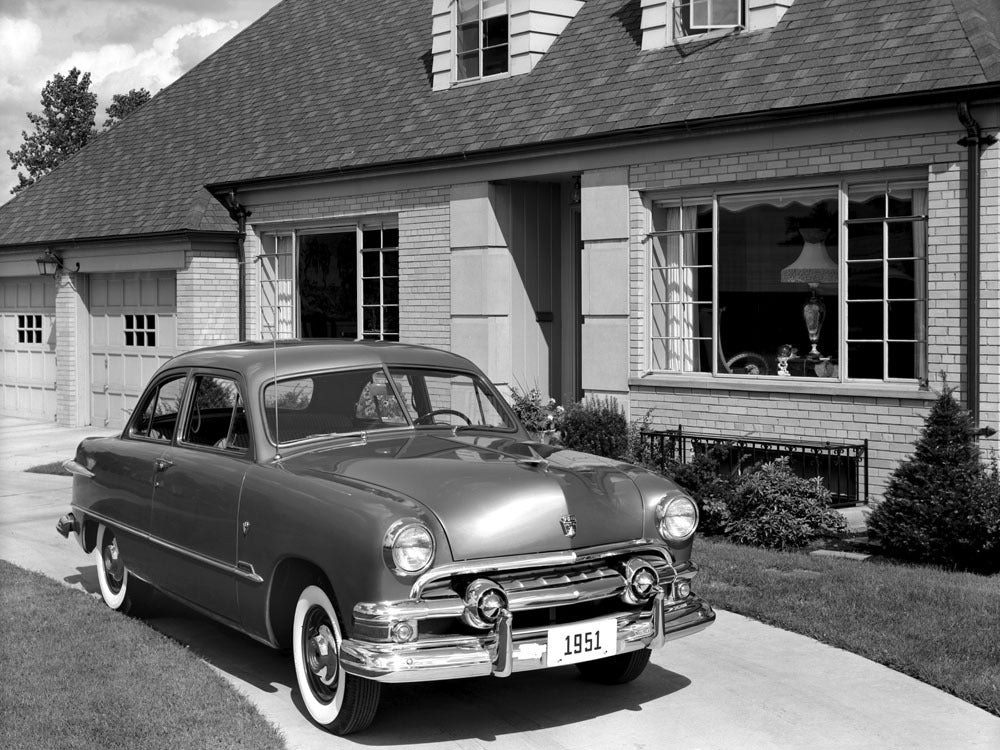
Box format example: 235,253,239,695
90,273,178,428
0,277,57,420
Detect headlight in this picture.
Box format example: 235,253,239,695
656,496,699,541
383,519,435,575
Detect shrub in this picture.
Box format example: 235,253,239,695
867,390,1000,574
725,457,847,549
558,396,628,459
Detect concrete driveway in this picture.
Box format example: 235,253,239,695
1,417,998,750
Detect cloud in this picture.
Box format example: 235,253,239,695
57,18,241,96
0,17,42,73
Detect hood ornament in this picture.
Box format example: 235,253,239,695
560,514,577,538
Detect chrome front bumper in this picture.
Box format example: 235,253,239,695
340,592,715,683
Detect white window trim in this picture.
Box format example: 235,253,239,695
452,0,511,85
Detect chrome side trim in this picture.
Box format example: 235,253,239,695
72,506,264,585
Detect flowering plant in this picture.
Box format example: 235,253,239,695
509,386,564,434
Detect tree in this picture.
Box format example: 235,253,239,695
7,68,98,194
867,389,1000,573
103,88,152,129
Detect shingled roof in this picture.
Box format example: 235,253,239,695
1,0,998,247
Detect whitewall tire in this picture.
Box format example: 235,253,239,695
94,523,130,611
292,584,380,735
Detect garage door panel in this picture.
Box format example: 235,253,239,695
90,272,177,428
0,278,56,421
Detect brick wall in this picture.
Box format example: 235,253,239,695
627,126,1000,500
176,251,239,349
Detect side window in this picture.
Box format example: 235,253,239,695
130,375,187,441
182,375,248,452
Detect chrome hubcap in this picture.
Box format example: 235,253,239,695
306,623,339,687
103,538,124,588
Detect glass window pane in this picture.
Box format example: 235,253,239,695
483,0,506,18
847,261,883,300
362,251,379,277
384,306,399,334
847,342,883,379
888,300,917,340
362,229,381,249
483,16,508,47
887,261,917,299
888,342,918,379
383,278,399,305
651,338,669,370
691,0,709,27
847,301,883,340
888,221,924,259
457,51,479,79
457,24,479,55
710,0,740,25
363,279,381,305
847,222,882,260
848,183,885,220
457,0,479,23
383,228,399,248
382,250,398,277
482,44,508,76
363,307,380,332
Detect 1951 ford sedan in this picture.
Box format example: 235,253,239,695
57,340,714,734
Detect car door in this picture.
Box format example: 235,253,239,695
91,370,189,583
150,370,249,625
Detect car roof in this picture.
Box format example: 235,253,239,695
160,340,480,390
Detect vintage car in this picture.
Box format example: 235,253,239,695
57,340,714,734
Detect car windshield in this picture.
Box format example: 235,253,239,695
262,365,517,444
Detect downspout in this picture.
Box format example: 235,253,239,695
956,104,996,427
223,190,252,341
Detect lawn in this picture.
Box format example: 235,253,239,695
693,536,1000,716
0,560,286,750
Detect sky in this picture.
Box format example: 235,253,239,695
0,0,278,203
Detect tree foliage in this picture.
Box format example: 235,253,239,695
103,88,152,129
867,389,1000,573
7,68,97,194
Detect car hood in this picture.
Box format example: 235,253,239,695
280,432,645,560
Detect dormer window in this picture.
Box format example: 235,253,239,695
457,0,509,81
675,0,745,36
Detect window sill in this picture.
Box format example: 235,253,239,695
629,373,936,401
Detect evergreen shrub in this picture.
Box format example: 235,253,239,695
867,390,1000,574
668,444,737,535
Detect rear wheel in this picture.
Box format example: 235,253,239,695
93,523,147,615
576,648,651,684
292,585,380,735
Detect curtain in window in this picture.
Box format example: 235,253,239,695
651,205,700,371
260,234,295,339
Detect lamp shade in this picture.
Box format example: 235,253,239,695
780,227,837,285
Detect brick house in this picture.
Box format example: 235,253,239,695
0,0,997,502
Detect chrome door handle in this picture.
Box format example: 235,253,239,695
154,458,174,472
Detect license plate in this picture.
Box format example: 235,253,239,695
546,618,617,666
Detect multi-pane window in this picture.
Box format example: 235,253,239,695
124,314,156,347
361,227,400,342
647,178,927,383
674,0,745,36
17,314,42,344
457,0,509,81
259,233,295,339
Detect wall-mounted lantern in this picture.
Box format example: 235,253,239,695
35,249,78,277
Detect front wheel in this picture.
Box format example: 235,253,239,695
292,585,381,735
575,648,651,684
